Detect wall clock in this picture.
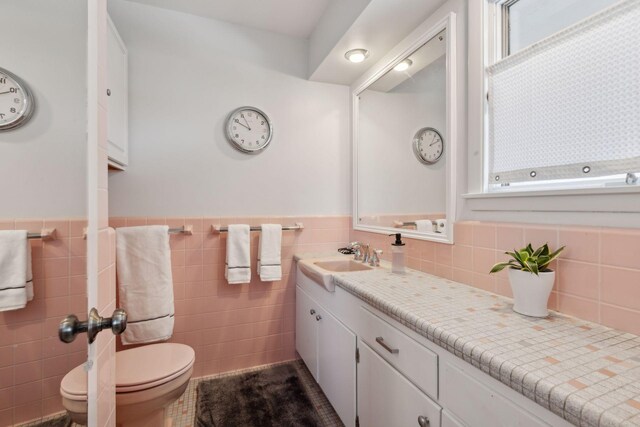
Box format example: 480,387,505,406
413,127,444,165
225,106,273,153
0,67,35,131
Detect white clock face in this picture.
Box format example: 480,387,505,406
413,127,444,164
0,68,34,131
226,107,273,153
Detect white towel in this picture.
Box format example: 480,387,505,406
435,219,448,233
258,224,282,281
116,226,174,345
0,231,33,312
415,220,434,233
225,224,251,284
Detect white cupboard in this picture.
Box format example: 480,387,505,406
107,16,128,169
357,340,441,427
295,286,357,426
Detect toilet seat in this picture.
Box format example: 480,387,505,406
60,343,195,401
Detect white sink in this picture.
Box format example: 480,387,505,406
298,257,373,292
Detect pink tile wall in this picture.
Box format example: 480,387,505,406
109,216,351,378
0,219,87,427
352,221,640,335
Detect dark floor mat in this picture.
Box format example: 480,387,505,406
196,362,322,427
30,414,72,427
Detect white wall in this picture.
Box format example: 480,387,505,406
0,1,87,218
358,57,447,215
107,0,351,217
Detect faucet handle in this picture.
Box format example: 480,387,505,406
370,249,383,266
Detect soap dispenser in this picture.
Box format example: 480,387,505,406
389,233,406,274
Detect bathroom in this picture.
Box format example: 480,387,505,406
1,0,639,425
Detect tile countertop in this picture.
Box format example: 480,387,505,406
294,254,640,427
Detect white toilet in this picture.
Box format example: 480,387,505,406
60,343,195,427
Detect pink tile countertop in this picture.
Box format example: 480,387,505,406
295,255,640,426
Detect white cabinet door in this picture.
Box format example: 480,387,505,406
317,305,357,427
357,339,441,427
107,16,128,168
440,361,549,427
295,286,318,380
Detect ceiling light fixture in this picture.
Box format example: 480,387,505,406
344,49,369,63
394,59,413,72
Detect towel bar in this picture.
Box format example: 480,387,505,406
394,221,417,228
27,229,56,240
82,225,193,240
211,223,304,233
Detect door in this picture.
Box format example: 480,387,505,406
357,339,441,427
295,286,318,379
317,306,357,427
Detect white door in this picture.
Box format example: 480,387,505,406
295,286,318,379
317,306,357,427
357,339,442,427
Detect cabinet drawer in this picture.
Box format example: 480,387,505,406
359,307,438,399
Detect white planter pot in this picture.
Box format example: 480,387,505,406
507,268,555,318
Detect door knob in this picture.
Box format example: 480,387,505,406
59,307,127,344
418,415,429,426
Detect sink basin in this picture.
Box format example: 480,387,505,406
298,256,374,292
313,260,373,272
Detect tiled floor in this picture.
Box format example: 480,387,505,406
168,359,344,427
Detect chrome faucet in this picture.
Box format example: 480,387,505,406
348,241,369,262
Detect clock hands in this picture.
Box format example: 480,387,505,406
0,91,11,95
429,139,440,147
242,115,252,131
236,121,250,130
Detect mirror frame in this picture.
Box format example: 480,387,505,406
351,12,457,244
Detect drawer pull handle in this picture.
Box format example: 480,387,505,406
316,315,322,321
418,415,429,426
310,309,316,315
375,336,399,354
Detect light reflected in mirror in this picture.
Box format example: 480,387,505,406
357,30,448,236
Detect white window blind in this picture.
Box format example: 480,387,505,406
487,0,640,189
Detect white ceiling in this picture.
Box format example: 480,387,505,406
125,0,331,38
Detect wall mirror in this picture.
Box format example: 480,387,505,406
352,13,456,243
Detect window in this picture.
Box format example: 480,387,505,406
485,0,640,193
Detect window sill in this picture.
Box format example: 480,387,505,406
463,185,640,199
463,186,640,214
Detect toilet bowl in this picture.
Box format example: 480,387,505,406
61,343,195,427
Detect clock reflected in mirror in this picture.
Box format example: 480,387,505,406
413,127,444,165
0,67,35,131
225,106,273,154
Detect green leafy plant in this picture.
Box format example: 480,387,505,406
489,243,565,276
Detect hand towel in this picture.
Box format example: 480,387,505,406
435,219,448,233
225,224,251,284
258,224,282,281
0,231,33,312
116,225,174,345
415,220,434,233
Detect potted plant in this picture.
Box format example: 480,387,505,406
490,243,565,317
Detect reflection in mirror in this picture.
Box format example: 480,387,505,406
357,30,448,236
0,1,88,425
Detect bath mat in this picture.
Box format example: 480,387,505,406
195,362,322,427
29,414,72,427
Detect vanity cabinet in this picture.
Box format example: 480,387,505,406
357,339,441,427
295,286,357,426
107,16,128,169
295,264,573,427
